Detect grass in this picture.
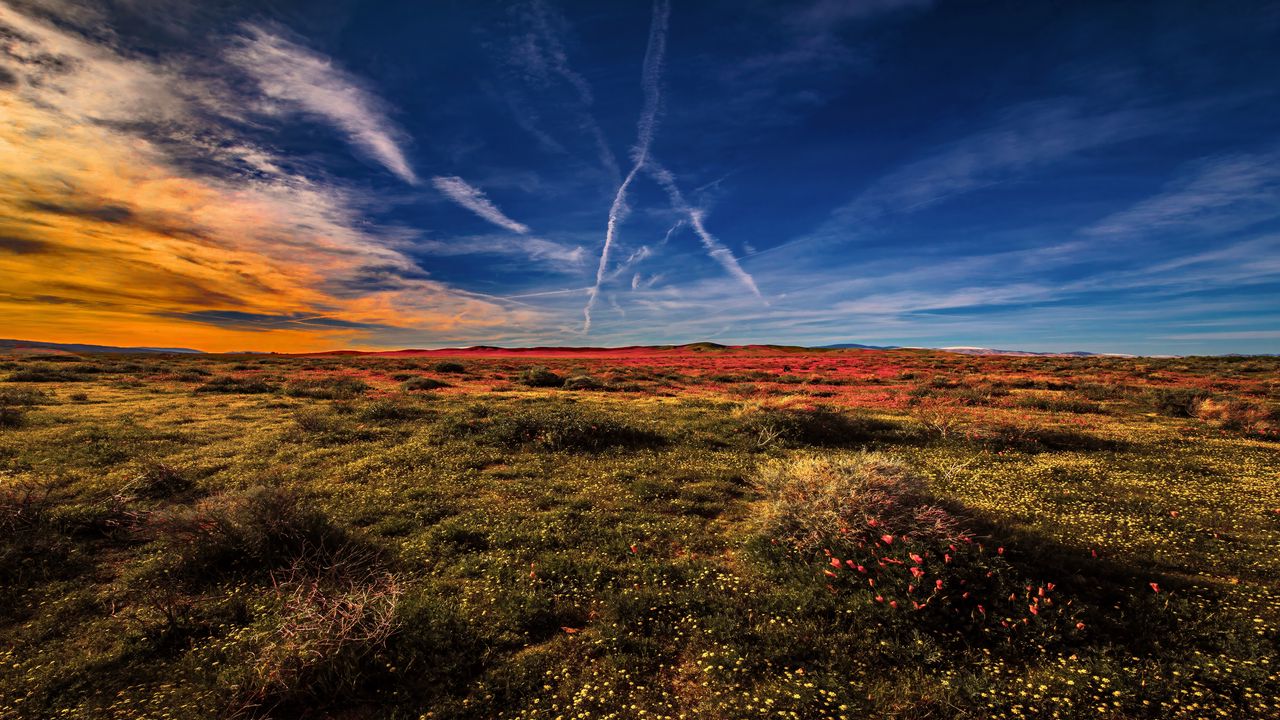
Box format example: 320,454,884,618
0,349,1277,718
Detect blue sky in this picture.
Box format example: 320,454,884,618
1,0,1278,353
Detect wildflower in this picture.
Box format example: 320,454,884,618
910,553,924,565
881,534,894,545
630,544,638,554
1149,582,1160,593
1029,604,1038,616
830,557,842,568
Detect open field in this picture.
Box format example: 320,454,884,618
1,347,1278,719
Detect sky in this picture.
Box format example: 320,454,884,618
1,0,1278,354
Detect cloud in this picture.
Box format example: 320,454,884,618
1085,147,1280,237
583,0,670,333
430,176,532,234
226,25,419,185
849,100,1153,220
647,163,762,298
415,233,584,269
0,4,534,351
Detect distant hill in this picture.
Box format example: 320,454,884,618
0,339,203,355
938,346,1130,357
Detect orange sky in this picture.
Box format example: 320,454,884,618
0,7,535,352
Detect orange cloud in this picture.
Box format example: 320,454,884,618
0,5,537,352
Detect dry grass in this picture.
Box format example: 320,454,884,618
753,452,967,552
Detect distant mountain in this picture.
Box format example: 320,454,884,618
938,346,1129,357
0,339,202,354
816,343,899,350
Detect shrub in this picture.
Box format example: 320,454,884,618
518,366,564,388
450,403,663,452
284,376,369,400
195,376,278,394
562,374,602,390
229,558,402,712
754,453,967,553
128,460,191,499
149,486,353,575
432,361,466,373
1195,397,1279,439
733,404,897,449
5,363,91,382
1012,393,1104,414
1144,387,1209,417
402,377,450,392
358,398,427,421
0,387,48,405
0,406,24,429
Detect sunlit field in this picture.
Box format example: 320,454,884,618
1,346,1278,719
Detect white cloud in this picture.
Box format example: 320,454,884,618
226,25,418,185
430,176,531,234
1085,148,1280,237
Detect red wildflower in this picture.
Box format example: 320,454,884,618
881,534,894,545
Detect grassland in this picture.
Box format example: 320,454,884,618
1,347,1278,719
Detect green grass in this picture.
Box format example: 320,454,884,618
0,351,1277,719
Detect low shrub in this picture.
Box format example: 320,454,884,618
1012,393,1104,414
149,486,354,576
227,558,402,712
0,387,49,405
128,460,191,499
518,366,564,388
195,376,278,394
432,361,466,373
5,363,92,382
1143,387,1209,417
0,406,24,429
1195,397,1279,439
358,398,427,421
754,454,1085,654
448,403,663,452
402,377,450,392
284,376,370,400
562,374,602,390
754,453,968,553
733,404,899,449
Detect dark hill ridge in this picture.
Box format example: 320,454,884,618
0,338,1152,357
0,339,202,354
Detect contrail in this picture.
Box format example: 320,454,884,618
647,161,763,298
582,0,669,333
529,0,621,186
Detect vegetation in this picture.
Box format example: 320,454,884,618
1,348,1277,718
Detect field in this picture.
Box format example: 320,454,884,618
1,346,1278,719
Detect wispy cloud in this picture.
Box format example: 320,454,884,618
0,4,535,351
415,233,583,269
226,25,419,184
430,176,531,234
848,100,1153,220
521,0,621,185
1085,147,1280,237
